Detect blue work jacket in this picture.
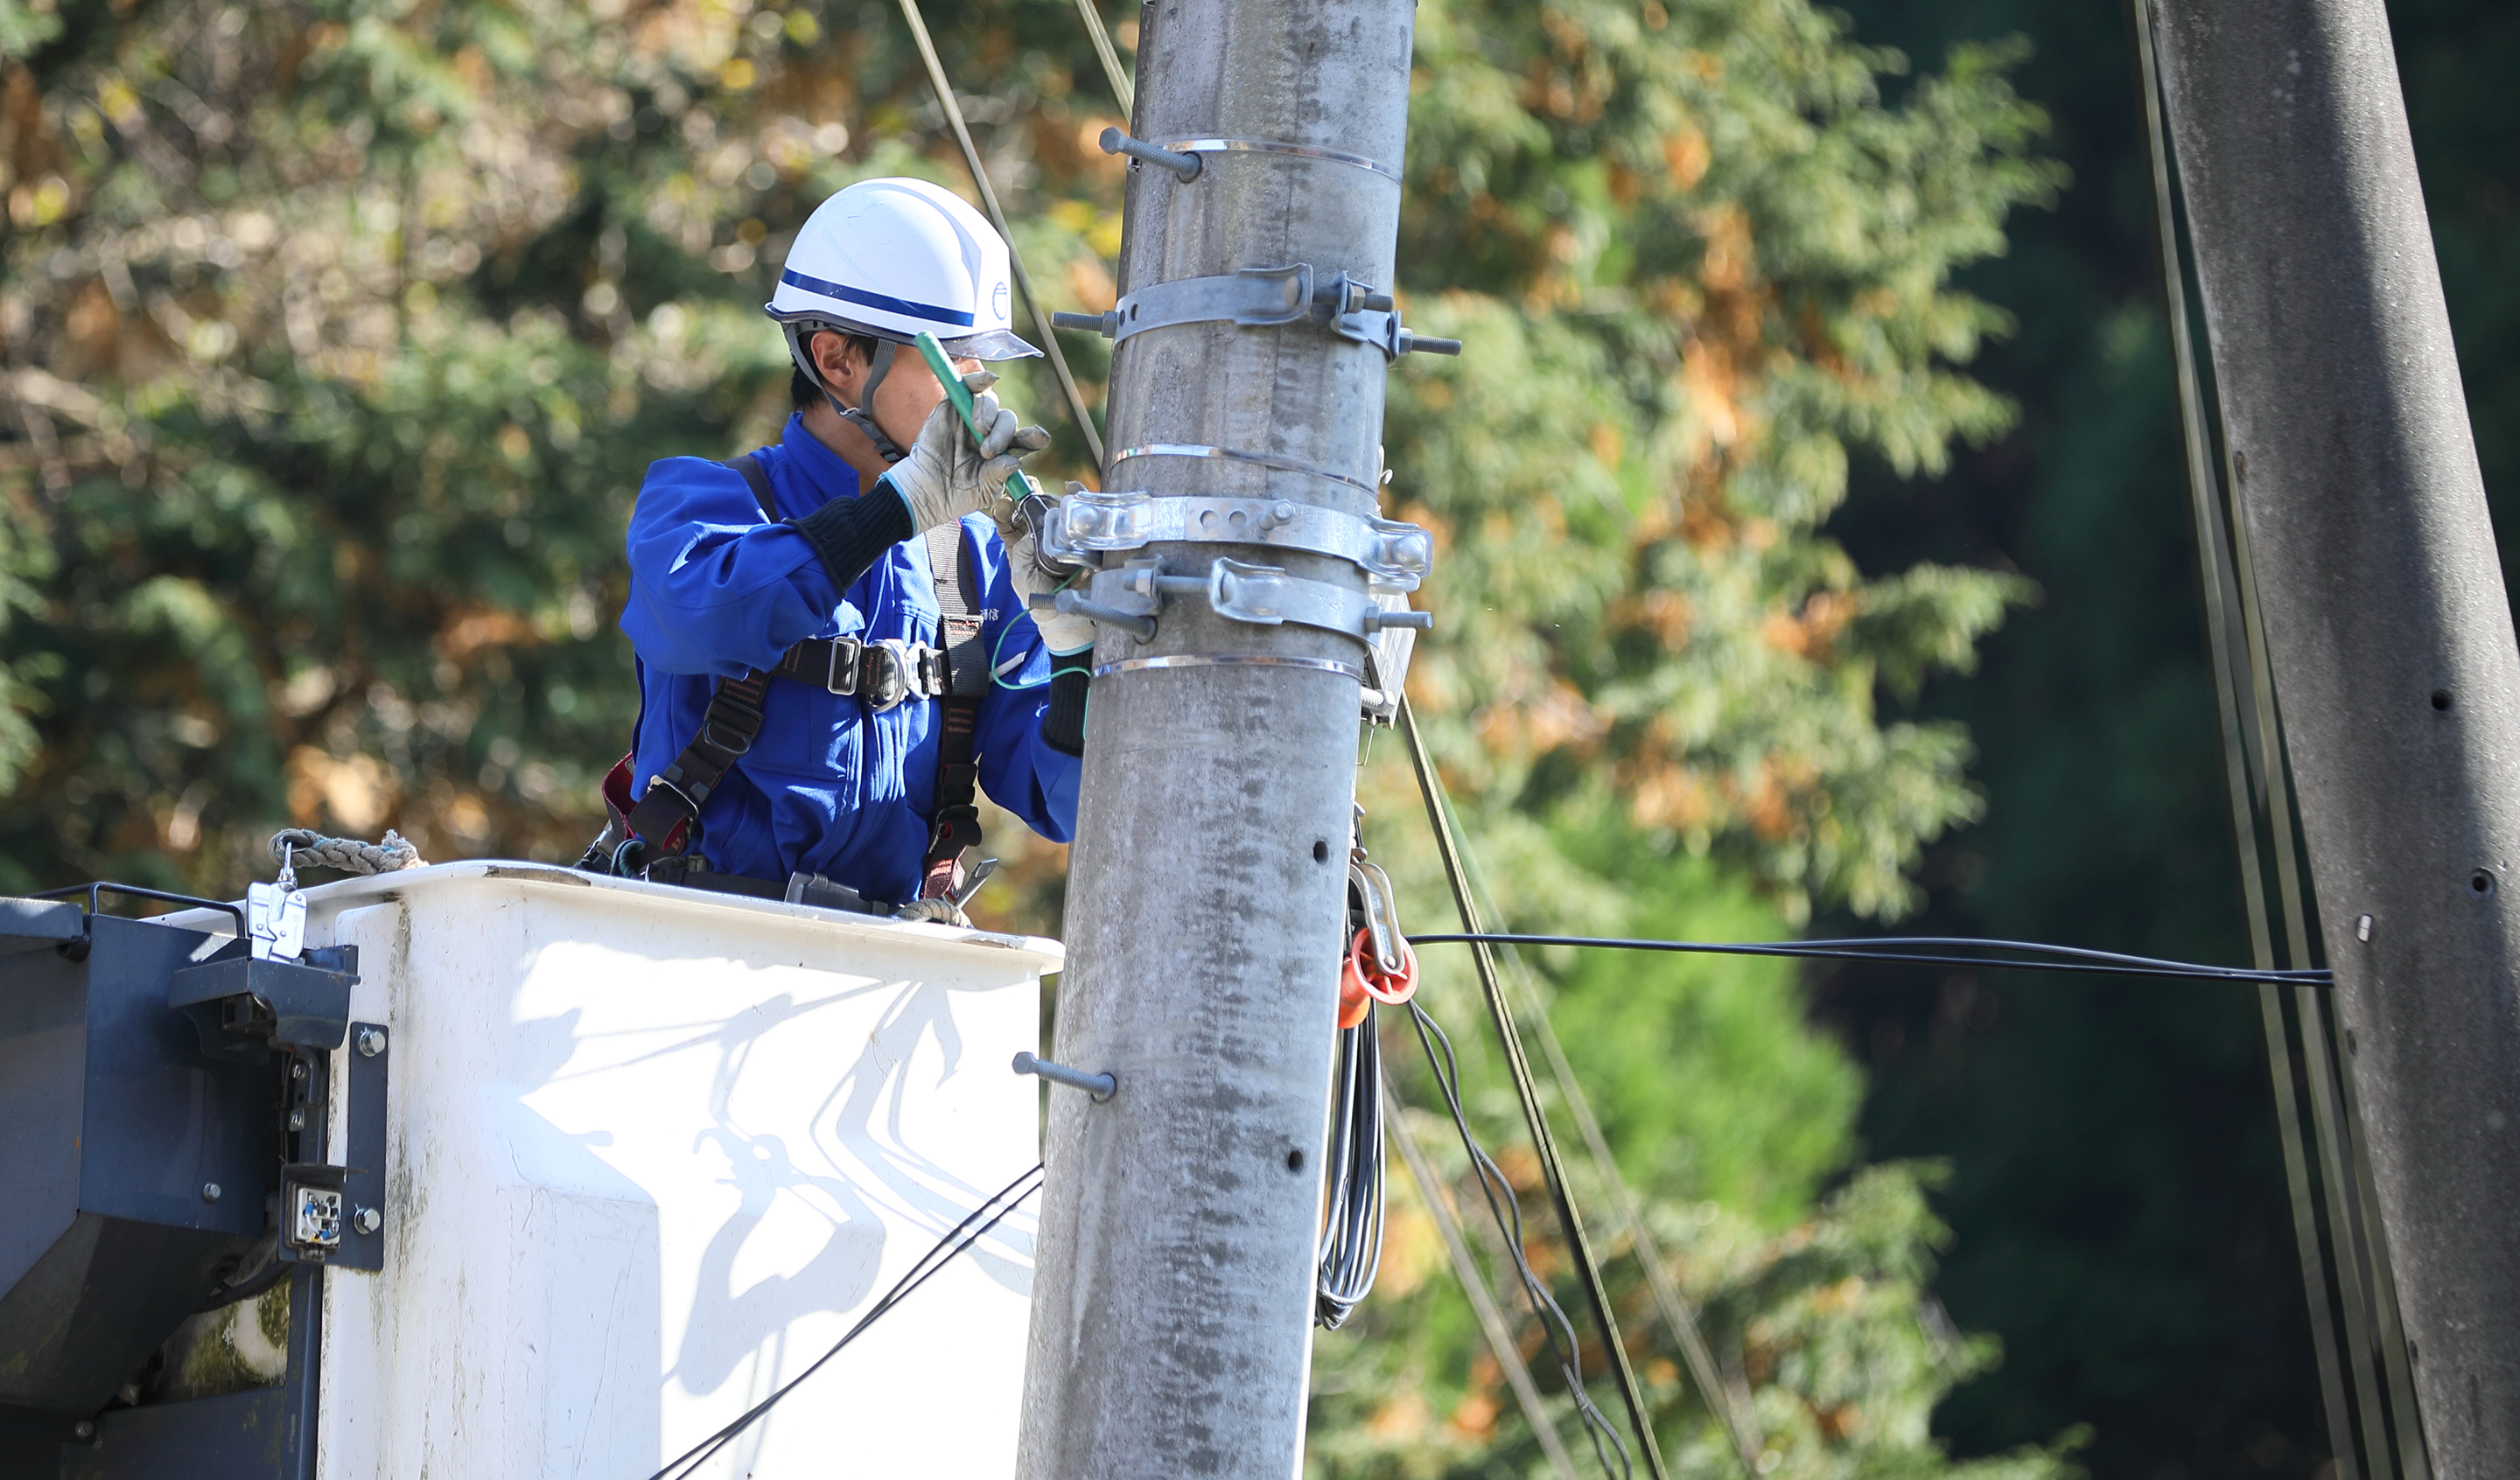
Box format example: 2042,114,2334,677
621,414,1079,901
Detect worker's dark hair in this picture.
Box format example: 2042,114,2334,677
790,328,886,411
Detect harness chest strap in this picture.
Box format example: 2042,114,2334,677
919,520,989,901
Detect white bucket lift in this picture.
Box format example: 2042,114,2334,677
223,861,1054,1480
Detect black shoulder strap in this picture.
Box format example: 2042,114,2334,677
728,450,778,520
917,522,987,899
621,454,780,861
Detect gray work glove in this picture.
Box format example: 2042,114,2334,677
879,370,1051,533
893,896,973,928
1008,534,1097,654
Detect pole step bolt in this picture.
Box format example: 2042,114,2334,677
1012,1051,1117,1102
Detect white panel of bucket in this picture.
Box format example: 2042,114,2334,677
270,862,1053,1480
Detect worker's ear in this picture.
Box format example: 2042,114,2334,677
809,331,868,397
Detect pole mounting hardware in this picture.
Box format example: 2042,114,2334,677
1040,488,1434,590
1097,126,1404,184
1052,262,1460,360
1032,556,1432,647
1099,126,1202,180
1013,1051,1117,1101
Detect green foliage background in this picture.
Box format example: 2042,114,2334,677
17,0,2495,1473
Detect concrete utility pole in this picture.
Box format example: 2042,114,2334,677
1014,0,1419,1473
2152,2,2520,1472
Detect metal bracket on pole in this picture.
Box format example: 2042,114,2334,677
1027,555,1432,647
1039,488,1434,590
1052,262,1459,359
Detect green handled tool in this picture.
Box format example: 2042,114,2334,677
914,331,1042,506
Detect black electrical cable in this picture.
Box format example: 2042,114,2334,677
1406,932,2332,986
647,1162,1044,1480
1316,1011,1387,1329
1410,999,1633,1480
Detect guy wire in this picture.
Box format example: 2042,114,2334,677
1068,0,1135,116
1433,918,1766,1470
1398,693,1669,1480
893,0,1107,464
1410,999,1634,1479
1384,1078,1587,1480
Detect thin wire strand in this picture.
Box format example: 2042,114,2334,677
1068,0,1134,116
1407,932,2329,986
893,0,1105,464
1410,1001,1632,1480
648,1163,1045,1480
1384,1078,1586,1480
1400,695,1662,1480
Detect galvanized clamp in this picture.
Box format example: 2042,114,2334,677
1051,262,1458,360
1039,488,1433,591
1053,262,1312,343
1031,556,1433,647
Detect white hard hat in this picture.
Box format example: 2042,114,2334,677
766,177,1039,367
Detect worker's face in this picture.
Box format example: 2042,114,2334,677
812,332,982,450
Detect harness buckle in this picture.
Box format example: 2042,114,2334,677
823,637,864,695
863,639,914,712
917,645,950,697
696,709,758,757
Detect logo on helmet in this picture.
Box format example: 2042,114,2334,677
992,281,1010,321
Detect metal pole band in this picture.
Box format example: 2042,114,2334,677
1162,137,1403,183
1109,443,1378,494
1091,654,1366,682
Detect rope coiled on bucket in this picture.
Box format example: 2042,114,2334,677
267,827,425,876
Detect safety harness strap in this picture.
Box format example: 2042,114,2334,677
619,454,783,859
919,521,988,900
610,456,992,904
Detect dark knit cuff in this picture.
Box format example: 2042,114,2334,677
793,483,913,592
1042,653,1091,757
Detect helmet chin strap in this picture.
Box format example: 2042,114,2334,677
790,325,909,464
836,340,907,464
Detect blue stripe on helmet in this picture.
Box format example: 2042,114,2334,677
778,269,976,328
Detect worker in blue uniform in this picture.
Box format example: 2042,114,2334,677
598,178,1099,922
